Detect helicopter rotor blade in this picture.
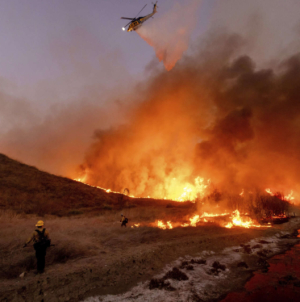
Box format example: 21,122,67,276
134,4,147,18
123,20,132,28
121,17,134,20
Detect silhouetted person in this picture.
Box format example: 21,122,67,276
120,214,128,227
24,220,51,274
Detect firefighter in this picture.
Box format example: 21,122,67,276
24,220,51,274
120,214,128,227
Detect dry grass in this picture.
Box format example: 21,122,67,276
0,203,197,280
0,153,195,217
0,153,294,282
0,153,119,216
0,213,94,279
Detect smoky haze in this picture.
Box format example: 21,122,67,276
79,30,300,201
1,0,300,202
0,23,142,179
0,22,135,177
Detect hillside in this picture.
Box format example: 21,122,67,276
0,153,193,216
0,153,121,215
1,153,300,302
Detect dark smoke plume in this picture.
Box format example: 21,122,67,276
79,32,300,201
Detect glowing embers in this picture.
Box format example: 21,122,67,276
225,210,262,229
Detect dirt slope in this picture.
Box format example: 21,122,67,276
1,153,300,301
0,153,117,214
0,154,192,216
1,219,300,302
0,153,186,216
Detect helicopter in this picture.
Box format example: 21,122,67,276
121,2,157,32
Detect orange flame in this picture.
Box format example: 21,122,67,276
167,221,173,229
265,188,295,201
285,191,295,201
74,175,210,202
225,209,263,228
201,212,229,218
189,215,200,227
157,220,167,229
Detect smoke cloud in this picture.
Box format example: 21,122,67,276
79,31,300,202
1,0,300,204
136,0,201,71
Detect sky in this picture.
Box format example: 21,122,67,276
0,0,217,173
0,0,215,95
1,0,300,193
0,0,298,101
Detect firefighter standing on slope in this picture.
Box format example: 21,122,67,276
120,214,128,227
24,220,51,274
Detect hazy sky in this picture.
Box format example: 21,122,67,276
0,0,215,90
0,0,215,173
1,0,300,178
0,0,298,96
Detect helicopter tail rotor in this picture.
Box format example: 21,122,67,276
152,1,158,13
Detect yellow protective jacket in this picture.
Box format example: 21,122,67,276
120,216,125,222
26,228,50,245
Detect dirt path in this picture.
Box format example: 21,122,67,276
2,220,300,302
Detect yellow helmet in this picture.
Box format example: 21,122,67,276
36,220,44,227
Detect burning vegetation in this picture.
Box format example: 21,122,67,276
1,152,300,302
1,30,300,234
75,33,300,223
2,2,300,300
74,171,294,230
